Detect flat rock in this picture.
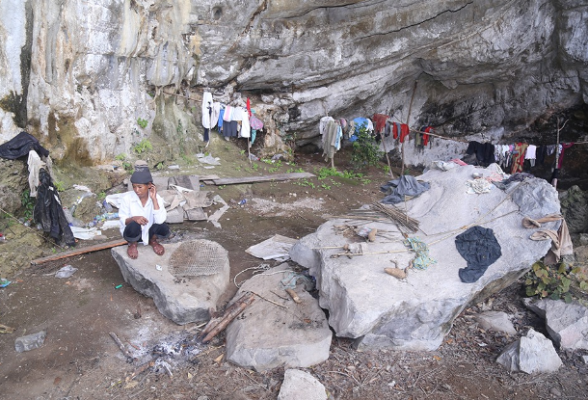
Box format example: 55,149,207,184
111,240,230,325
278,369,328,400
496,329,562,374
477,311,517,336
525,298,588,350
291,165,559,350
225,264,332,372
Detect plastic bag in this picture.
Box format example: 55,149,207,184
250,115,264,130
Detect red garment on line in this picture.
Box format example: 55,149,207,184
423,126,432,146
372,114,389,134
246,98,251,117
557,143,574,169
393,123,398,139
400,124,410,143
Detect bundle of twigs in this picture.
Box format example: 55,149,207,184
371,202,420,232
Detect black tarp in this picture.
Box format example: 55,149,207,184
34,168,75,247
0,131,49,160
455,226,501,283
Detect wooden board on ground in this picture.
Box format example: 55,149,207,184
30,239,127,265
199,175,220,185
211,172,315,186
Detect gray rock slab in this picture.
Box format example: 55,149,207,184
496,329,562,374
278,369,328,400
526,298,588,351
165,207,185,224
291,165,559,350
170,175,200,191
477,311,517,336
225,264,332,372
111,240,230,325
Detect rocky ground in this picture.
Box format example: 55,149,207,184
0,138,587,400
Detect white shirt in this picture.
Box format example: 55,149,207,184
118,191,167,245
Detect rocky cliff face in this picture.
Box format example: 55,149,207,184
0,0,586,164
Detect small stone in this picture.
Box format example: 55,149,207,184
549,387,562,397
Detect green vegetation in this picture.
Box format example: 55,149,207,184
53,180,65,192
133,139,153,154
115,154,126,161
137,118,148,129
350,126,384,170
525,261,588,303
21,190,35,221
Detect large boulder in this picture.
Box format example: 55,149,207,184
225,264,332,371
291,164,560,350
111,239,230,325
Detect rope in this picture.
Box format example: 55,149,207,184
233,264,270,288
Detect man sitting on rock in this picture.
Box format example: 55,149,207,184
118,161,169,259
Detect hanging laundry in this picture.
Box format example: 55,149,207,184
240,110,251,139
423,126,432,146
510,142,528,174
246,98,251,117
201,92,213,141
455,226,502,283
392,122,399,139
536,145,547,165
557,142,574,169
399,124,410,143
352,117,371,134
525,144,537,167
465,141,495,166
322,120,342,161
320,116,335,136
372,114,389,134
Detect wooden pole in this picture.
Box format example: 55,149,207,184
401,81,418,176
30,239,127,265
551,117,569,189
381,123,394,179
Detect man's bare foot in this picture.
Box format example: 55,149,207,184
127,242,138,259
149,237,165,256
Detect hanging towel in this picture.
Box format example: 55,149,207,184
201,92,214,129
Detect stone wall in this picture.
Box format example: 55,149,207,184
0,0,586,163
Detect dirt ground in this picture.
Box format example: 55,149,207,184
1,140,587,400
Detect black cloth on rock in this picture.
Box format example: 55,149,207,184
455,226,501,283
33,168,76,247
380,175,430,205
0,131,49,160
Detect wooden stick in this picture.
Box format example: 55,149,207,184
401,81,418,176
31,239,127,265
110,331,134,361
199,295,252,339
202,294,255,343
126,360,156,382
285,288,301,304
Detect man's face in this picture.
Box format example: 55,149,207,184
132,183,150,197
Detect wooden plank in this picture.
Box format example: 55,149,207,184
211,172,315,186
30,239,127,265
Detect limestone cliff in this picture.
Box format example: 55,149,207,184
0,0,586,164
